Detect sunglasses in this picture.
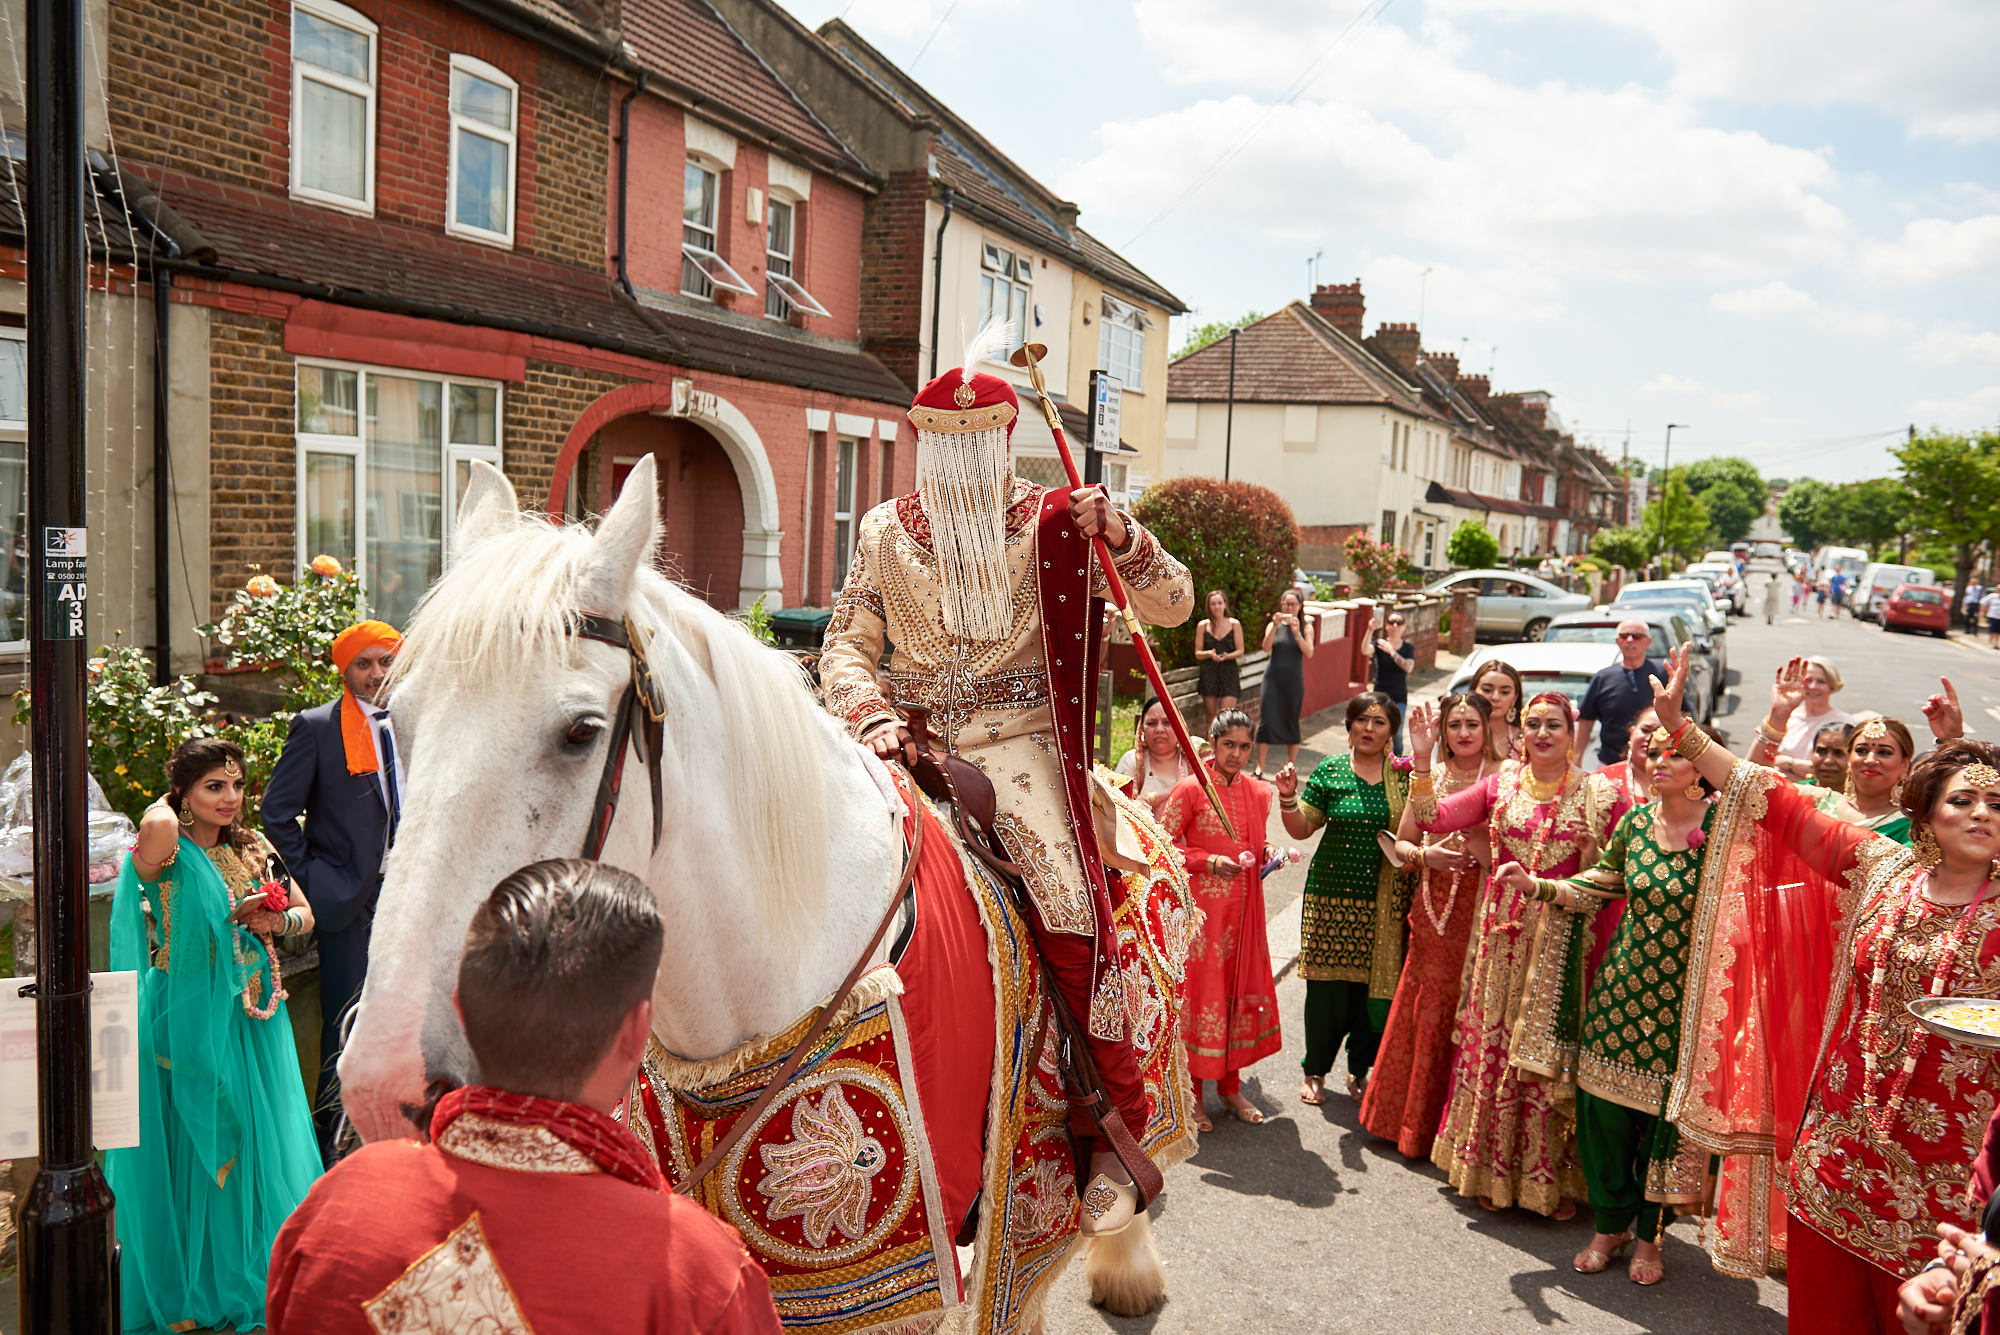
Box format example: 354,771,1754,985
1615,632,1647,640
1386,618,1405,626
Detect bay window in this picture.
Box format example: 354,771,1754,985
447,56,517,245
978,241,1031,353
296,361,501,627
290,0,376,212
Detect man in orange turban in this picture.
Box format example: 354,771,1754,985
263,617,405,1162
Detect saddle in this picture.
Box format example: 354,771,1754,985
890,704,1166,1213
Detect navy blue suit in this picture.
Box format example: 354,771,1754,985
262,696,393,1161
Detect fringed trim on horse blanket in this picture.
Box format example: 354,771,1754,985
628,769,1199,1335
644,968,908,1092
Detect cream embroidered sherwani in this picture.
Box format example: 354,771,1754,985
819,478,1193,936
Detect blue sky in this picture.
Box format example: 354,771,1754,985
781,0,2000,485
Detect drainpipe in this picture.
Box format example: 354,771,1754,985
614,72,652,301
151,264,173,684
927,186,955,380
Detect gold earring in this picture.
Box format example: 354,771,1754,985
1684,781,1705,801
177,802,194,827
1891,779,1905,807
1844,772,1857,802
1915,827,1942,869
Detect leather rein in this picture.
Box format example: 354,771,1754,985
566,609,922,1197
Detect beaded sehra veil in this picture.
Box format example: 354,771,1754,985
916,321,1018,643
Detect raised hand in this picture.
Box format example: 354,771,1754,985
1407,699,1439,760
1923,677,1965,741
1649,645,1690,731
1492,861,1535,898
1769,657,1808,720
1274,762,1299,799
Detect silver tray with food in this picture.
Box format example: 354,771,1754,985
1908,997,2000,1050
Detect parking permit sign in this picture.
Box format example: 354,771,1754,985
42,526,86,639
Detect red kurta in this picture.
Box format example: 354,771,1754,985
268,1089,781,1335
1159,767,1282,1082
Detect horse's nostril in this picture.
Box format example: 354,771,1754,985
399,1075,463,1140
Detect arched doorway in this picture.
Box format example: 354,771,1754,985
573,416,744,610
550,381,784,610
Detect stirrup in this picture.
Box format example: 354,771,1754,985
1078,1173,1139,1237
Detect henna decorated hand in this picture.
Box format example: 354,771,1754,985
1923,677,1965,741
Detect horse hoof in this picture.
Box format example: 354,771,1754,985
1085,1210,1166,1316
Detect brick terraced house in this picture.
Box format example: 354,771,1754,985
109,0,914,622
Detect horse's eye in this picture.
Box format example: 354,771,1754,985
563,720,603,750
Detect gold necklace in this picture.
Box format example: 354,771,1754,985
1519,768,1565,803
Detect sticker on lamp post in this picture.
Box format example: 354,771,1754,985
43,526,87,640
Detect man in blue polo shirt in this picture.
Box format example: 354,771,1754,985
1573,618,1667,770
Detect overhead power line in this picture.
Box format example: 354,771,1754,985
1121,0,1401,250
909,0,962,69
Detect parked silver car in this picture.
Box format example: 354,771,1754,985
1421,569,1591,641
1541,608,1715,723
1442,641,1617,711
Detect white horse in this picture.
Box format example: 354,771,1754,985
337,455,1167,1329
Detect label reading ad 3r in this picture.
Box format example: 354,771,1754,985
42,526,86,640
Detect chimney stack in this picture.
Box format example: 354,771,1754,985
1459,374,1490,401
1310,280,1365,342
1426,351,1459,385
1368,321,1421,377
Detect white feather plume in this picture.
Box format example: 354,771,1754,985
960,319,1015,382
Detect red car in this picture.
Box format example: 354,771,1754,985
1883,583,1950,636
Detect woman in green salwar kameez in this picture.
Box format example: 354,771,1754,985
1496,724,1725,1287
1276,692,1410,1106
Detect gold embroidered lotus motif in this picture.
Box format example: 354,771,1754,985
756,1083,888,1247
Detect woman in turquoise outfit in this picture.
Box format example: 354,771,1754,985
108,737,322,1333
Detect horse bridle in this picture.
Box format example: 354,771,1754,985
573,612,667,861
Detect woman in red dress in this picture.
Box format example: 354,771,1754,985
1359,691,1498,1158
1159,708,1283,1131
1648,650,1986,1335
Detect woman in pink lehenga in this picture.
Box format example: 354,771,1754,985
1411,691,1631,1216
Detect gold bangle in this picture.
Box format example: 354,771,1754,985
1279,795,1299,811
1676,728,1712,763
1410,771,1435,796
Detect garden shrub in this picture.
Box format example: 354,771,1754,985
1131,477,1299,667
1446,519,1499,570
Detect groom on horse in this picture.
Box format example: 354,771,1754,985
818,327,1194,1237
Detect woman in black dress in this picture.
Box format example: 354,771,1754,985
1197,589,1245,728
1255,588,1316,776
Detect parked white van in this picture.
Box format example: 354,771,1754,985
1815,546,1870,586
1855,563,1937,621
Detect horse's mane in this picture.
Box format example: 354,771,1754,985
395,508,830,965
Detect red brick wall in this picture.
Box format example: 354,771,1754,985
585,415,746,606
616,97,866,340
208,308,298,612
108,0,609,271
506,359,635,508
858,168,930,394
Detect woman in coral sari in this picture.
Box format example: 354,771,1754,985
1411,691,1629,1216
1360,691,1498,1159
1648,650,1987,1335
1159,709,1283,1131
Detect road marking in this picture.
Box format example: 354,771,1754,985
1986,707,2000,728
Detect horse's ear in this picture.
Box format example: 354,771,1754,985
581,454,662,613
455,459,519,551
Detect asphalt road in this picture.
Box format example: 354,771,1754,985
1041,564,1998,1335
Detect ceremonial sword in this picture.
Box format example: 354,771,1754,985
1010,341,1236,840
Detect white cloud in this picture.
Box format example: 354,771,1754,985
1640,373,1765,412
1861,214,2000,283
1909,386,2000,426
1708,281,1913,339
1063,17,1847,284
1359,255,1568,325
1912,327,2000,367
1423,0,2000,141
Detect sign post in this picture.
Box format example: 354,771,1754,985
1085,370,1122,488
19,0,119,1329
